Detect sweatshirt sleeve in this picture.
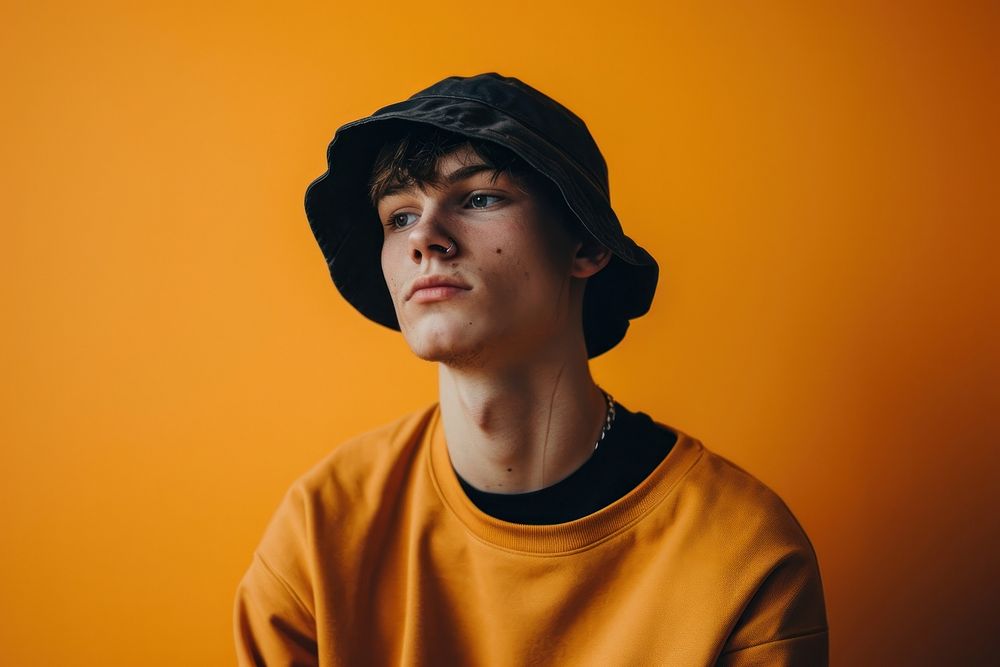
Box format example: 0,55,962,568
233,551,319,666
233,480,320,666
715,546,829,667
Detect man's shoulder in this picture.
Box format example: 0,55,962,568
294,402,439,497
673,433,819,558
254,403,439,564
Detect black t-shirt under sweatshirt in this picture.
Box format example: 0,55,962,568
455,402,677,525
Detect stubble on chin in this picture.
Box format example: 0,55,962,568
400,323,488,370
435,345,488,370
410,340,487,370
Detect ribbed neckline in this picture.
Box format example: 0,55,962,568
424,402,705,555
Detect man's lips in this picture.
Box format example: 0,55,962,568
405,275,472,302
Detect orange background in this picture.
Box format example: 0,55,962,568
3,1,997,664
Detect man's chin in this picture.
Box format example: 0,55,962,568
402,328,488,368
430,350,489,369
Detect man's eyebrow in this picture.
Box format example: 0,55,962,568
443,163,499,185
377,164,501,203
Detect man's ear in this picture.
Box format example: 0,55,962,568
570,237,612,278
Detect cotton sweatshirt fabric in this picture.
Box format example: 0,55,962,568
233,403,829,666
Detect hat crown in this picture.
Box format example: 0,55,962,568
385,72,611,199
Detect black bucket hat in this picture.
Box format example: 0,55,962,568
304,72,658,358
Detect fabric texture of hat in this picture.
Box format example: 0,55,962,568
304,72,659,358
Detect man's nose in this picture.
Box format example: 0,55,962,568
408,205,457,263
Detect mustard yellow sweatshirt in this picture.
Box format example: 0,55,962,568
234,403,828,666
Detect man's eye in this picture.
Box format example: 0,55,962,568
467,194,502,209
386,212,418,229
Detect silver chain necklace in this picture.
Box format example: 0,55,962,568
593,388,617,452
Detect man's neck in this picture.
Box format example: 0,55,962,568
437,346,608,494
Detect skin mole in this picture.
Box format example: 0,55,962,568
496,248,502,254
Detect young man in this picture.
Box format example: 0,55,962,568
234,73,828,665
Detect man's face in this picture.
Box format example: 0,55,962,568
376,145,585,367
